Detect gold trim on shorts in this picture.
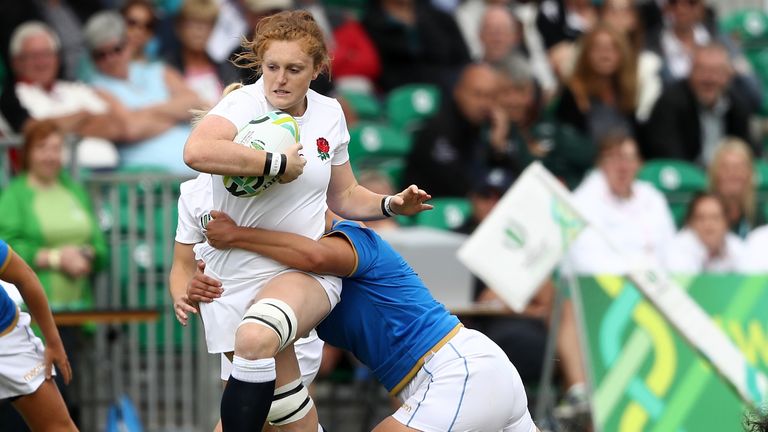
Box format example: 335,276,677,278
389,323,464,397
0,307,20,338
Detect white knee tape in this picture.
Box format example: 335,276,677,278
239,298,298,351
268,378,314,426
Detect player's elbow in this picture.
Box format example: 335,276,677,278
183,141,204,170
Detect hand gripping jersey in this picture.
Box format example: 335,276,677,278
316,221,461,394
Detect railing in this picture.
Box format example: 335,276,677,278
76,172,221,432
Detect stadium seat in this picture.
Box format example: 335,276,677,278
340,91,382,121
414,197,471,231
753,159,768,191
348,122,412,163
638,159,708,227
385,84,441,131
720,10,768,46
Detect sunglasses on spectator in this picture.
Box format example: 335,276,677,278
126,17,154,31
92,42,125,60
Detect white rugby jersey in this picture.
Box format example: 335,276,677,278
200,78,350,280
175,174,213,246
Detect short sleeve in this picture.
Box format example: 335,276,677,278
330,222,377,276
206,86,266,132
0,240,11,276
331,105,350,166
175,184,206,245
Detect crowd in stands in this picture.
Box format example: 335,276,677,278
1,0,768,430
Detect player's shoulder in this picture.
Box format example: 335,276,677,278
180,174,212,196
307,89,343,114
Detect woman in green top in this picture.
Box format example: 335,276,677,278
0,120,107,425
0,120,107,309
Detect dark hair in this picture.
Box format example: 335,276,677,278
684,192,726,225
21,120,62,170
744,409,768,432
120,0,158,31
596,128,637,162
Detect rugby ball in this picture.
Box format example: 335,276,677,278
223,111,300,197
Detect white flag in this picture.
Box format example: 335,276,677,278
457,162,587,312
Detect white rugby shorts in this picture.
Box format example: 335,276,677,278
200,267,341,354
220,329,324,385
392,327,537,432
0,310,53,400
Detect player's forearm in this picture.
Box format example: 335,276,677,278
169,262,194,302
9,258,63,346
184,138,269,176
228,227,323,272
327,184,387,221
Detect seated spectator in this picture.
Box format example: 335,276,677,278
555,25,638,143
478,5,522,68
2,21,126,169
165,0,240,106
402,63,500,197
362,0,470,93
741,224,768,272
563,130,676,274
536,0,597,81
599,0,663,122
708,137,764,238
492,55,594,188
641,43,757,165
121,0,159,63
84,11,203,174
663,192,745,273
0,120,108,425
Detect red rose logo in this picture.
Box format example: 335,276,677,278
316,137,330,161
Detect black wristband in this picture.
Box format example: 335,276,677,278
278,154,287,175
381,196,393,217
263,152,273,176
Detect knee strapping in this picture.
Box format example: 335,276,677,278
268,378,314,426
239,299,298,352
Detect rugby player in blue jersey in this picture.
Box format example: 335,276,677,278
190,211,539,432
0,239,76,431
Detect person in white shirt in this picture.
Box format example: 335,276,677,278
182,10,432,432
663,192,745,273
740,225,768,272
564,130,676,275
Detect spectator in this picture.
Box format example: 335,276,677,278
2,21,126,169
401,63,499,197
84,11,203,174
478,5,522,67
512,0,558,98
708,137,764,238
166,0,240,106
536,0,597,81
121,0,159,63
641,43,756,165
662,192,745,273
563,130,676,274
555,25,638,143
599,0,663,122
322,7,382,94
362,0,470,93
455,0,511,61
492,55,594,188
0,120,108,425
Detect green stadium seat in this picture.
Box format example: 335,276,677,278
340,91,382,121
414,197,471,231
348,122,412,163
753,159,768,191
720,10,768,46
385,84,441,131
377,158,405,189
638,159,708,227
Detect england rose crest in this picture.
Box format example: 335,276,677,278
316,137,330,161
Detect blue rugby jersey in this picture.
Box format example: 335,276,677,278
316,221,461,393
0,239,18,334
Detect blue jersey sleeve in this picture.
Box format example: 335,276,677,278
327,221,378,277
0,239,11,276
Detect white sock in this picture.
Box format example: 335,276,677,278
231,356,276,383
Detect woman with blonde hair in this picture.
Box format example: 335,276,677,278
183,10,431,432
708,137,764,238
555,24,638,142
